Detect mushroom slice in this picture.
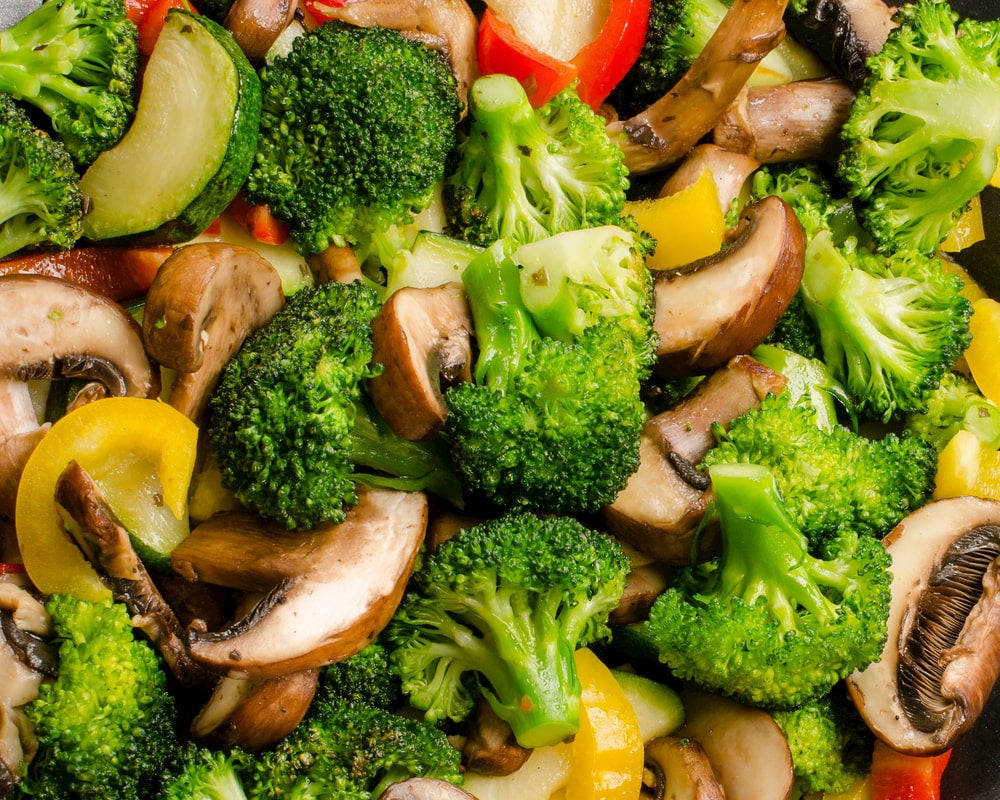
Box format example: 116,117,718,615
604,355,786,564
142,242,285,421
607,0,788,175
847,496,1000,755
713,78,856,164
378,778,478,800
652,196,806,377
658,143,760,214
0,380,49,542
462,699,532,777
174,486,428,677
369,283,473,441
641,735,725,800
223,0,298,62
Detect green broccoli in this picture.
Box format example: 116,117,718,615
761,292,822,360
444,234,652,513
386,512,630,749
906,370,1000,453
208,279,463,530
0,0,138,166
245,21,461,255
838,0,1000,255
642,463,892,709
701,391,935,550
444,73,629,248
315,640,403,711
0,93,83,259
19,594,178,800
157,744,250,800
771,688,874,797
243,694,463,800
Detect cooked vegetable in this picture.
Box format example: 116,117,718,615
157,743,251,800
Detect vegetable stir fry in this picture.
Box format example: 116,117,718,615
1,0,999,798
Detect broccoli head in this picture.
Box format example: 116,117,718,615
245,21,461,255
209,279,462,530
444,237,651,514
315,640,403,712
386,511,630,749
906,370,1000,453
701,391,936,550
445,73,629,248
0,93,83,259
838,0,1000,255
642,463,892,709
158,743,251,800
244,695,463,800
20,594,178,800
0,0,138,166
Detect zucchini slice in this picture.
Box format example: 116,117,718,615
81,10,261,244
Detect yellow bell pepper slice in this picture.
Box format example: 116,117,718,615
964,298,1000,408
934,429,1000,501
940,194,985,252
16,396,198,601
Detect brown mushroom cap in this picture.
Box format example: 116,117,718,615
641,735,725,800
173,486,428,677
142,242,285,421
223,0,297,63
377,778,479,800
848,495,1000,755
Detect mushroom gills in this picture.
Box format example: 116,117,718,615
898,524,1000,734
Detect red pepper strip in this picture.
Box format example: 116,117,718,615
871,740,952,800
0,563,26,575
137,0,198,57
571,0,650,109
227,193,291,246
477,7,579,108
302,0,352,26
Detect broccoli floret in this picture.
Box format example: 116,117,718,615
208,279,463,530
158,744,250,800
906,370,1000,453
443,237,651,513
701,391,935,550
761,292,821,360
316,641,403,712
386,511,630,748
244,695,463,800
0,93,83,259
838,0,1000,255
771,688,874,797
245,21,461,255
444,73,629,248
20,594,178,800
642,463,892,709
0,0,138,166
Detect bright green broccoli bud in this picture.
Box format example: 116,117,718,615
21,595,178,800
386,512,630,749
247,21,461,254
244,695,463,800
0,93,83,258
445,74,629,248
643,463,892,709
906,370,1000,453
209,280,462,529
751,343,854,431
158,744,251,800
838,0,1000,254
0,0,138,166
316,641,403,711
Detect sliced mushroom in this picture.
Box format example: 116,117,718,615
378,778,479,800
606,0,788,175
641,735,725,800
604,355,786,564
311,0,479,112
847,496,1000,755
462,699,532,777
652,196,806,377
783,0,897,87
658,143,761,214
190,670,319,752
173,486,428,677
223,0,298,62
369,283,473,441
0,381,48,546
142,242,285,421
609,560,673,627
713,78,856,163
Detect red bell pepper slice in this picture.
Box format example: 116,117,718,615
871,740,952,800
0,563,26,575
571,0,650,109
227,193,291,246
302,0,351,25
135,0,198,57
477,7,578,108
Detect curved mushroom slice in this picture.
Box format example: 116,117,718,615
0,274,158,398
223,0,298,62
174,486,428,677
847,496,1000,755
652,196,806,377
641,735,725,800
462,699,532,777
142,242,285,421
311,0,479,112
713,78,856,163
658,143,761,214
369,283,473,441
604,354,786,564
0,381,49,545
378,778,479,800
607,0,788,175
